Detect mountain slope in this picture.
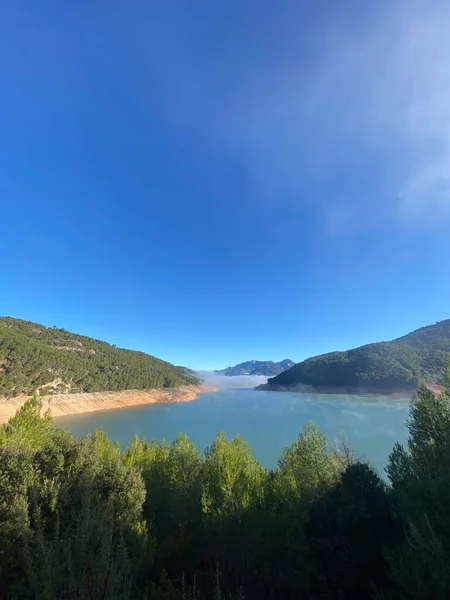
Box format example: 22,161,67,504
216,359,295,377
259,320,450,393
0,317,199,397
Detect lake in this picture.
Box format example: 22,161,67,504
55,388,411,474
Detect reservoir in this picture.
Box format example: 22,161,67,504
56,388,410,474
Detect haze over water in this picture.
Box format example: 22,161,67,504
56,383,411,474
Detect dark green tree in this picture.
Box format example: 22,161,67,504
385,378,450,599
306,461,395,598
0,403,148,599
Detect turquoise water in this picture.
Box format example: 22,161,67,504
55,389,411,474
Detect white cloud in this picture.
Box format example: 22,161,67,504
128,0,450,227
390,3,450,218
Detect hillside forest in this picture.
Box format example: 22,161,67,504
0,317,198,397
266,319,450,392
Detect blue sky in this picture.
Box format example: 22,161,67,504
1,0,450,370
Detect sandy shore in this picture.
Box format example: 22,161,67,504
0,385,214,424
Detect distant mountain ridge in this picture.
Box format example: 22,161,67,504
216,359,295,377
0,317,199,397
257,320,450,394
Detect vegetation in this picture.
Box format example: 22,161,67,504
2,366,450,599
265,319,450,392
0,317,199,397
216,359,295,377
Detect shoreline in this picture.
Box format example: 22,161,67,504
0,385,215,424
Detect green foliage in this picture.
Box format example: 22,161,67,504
2,363,450,598
276,422,342,501
0,424,147,599
0,317,199,397
384,380,450,599
202,433,265,517
0,395,54,448
268,319,450,391
306,462,395,598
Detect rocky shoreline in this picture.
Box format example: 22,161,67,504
0,385,214,424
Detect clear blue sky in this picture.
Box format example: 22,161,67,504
1,0,450,370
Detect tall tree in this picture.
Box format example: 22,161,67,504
386,379,450,599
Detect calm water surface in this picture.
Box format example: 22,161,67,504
55,389,411,473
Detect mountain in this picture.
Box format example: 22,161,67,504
216,359,295,377
0,317,199,397
176,366,200,379
257,320,450,393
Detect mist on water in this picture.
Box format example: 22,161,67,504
196,371,269,390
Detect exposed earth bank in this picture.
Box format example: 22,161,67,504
0,385,214,424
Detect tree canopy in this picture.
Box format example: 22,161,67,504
2,354,450,598
265,319,450,392
1,370,450,598
0,317,199,397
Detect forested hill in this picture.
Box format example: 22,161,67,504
261,319,450,393
0,317,199,397
216,359,295,376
